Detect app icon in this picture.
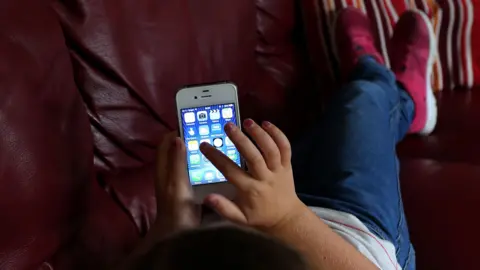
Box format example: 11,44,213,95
197,111,208,121
200,139,211,145
187,127,195,136
213,137,224,148
190,170,203,182
225,137,234,146
227,150,237,160
199,125,210,136
216,170,225,179
204,171,215,181
202,154,211,163
211,123,222,133
187,140,199,151
222,108,233,119
189,154,201,165
184,112,195,123
210,109,220,120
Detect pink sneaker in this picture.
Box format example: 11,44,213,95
333,7,384,79
389,10,437,135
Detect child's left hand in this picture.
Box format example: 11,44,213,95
152,132,200,237
114,132,200,270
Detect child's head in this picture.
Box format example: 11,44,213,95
137,226,308,270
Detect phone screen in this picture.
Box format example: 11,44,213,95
181,103,241,185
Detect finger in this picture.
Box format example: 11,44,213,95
243,119,281,170
224,122,269,177
155,132,177,194
168,137,194,200
204,194,247,225
178,203,201,229
261,121,291,166
200,143,252,190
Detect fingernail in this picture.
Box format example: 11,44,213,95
262,121,272,128
171,137,178,146
200,142,209,149
174,137,183,148
224,122,235,132
205,196,218,207
244,118,254,128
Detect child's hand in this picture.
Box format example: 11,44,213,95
115,133,200,270
153,132,200,237
200,120,304,230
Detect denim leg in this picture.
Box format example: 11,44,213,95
292,56,415,269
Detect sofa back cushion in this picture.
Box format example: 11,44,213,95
0,0,92,268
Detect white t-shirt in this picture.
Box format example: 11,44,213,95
310,207,401,270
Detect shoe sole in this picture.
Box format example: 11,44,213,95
414,10,438,135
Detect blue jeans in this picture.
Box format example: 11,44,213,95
292,56,415,269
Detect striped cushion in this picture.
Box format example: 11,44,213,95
304,0,478,91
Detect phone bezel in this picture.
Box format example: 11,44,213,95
176,82,241,203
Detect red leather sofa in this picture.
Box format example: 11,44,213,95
0,0,477,269
398,91,480,270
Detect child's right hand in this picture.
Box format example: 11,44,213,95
200,119,305,230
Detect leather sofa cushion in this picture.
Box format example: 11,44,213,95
400,158,480,270
398,91,480,164
0,0,92,268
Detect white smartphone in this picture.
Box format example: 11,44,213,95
176,82,242,203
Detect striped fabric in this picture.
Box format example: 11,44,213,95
306,0,478,91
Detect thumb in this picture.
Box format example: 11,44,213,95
169,137,191,193
204,194,247,225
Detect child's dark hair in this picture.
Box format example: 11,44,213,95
137,226,308,270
